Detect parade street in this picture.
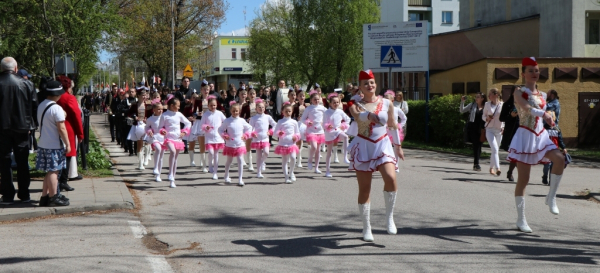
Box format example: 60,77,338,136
0,113,598,273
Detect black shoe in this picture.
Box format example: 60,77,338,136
49,195,69,206
473,165,481,172
542,176,548,185
59,182,75,191
129,153,134,156
69,175,83,181
111,139,115,142
39,195,49,207
507,171,514,182
0,197,15,205
59,194,69,201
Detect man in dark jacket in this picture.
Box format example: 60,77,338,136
0,57,36,204
106,85,117,141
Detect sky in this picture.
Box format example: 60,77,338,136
99,0,264,63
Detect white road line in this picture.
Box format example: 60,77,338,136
146,256,174,273
128,220,147,239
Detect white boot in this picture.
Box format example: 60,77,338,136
515,196,533,233
203,153,209,172
545,174,563,215
144,145,151,166
333,146,339,163
137,152,145,170
297,147,303,168
248,152,254,171
198,152,204,167
384,191,397,234
189,151,195,167
358,203,374,242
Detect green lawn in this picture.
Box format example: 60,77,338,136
568,149,600,160
402,140,490,158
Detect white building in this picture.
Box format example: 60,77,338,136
379,0,460,35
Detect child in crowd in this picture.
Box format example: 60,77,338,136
196,96,227,180
323,94,351,177
218,102,252,186
273,103,301,183
146,100,166,182
37,81,71,207
249,99,277,178
300,92,327,173
384,91,407,172
158,95,192,188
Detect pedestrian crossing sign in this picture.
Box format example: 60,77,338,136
380,46,402,67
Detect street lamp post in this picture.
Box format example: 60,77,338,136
171,0,175,89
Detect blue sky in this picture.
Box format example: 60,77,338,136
99,0,262,63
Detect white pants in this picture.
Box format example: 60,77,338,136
486,128,502,169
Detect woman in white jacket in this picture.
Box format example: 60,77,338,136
483,88,504,176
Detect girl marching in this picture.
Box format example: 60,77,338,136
158,95,192,188
300,91,327,173
384,90,407,172
248,98,277,178
241,87,259,171
218,102,253,186
508,57,566,233
323,94,351,178
195,96,226,180
273,103,301,183
146,100,166,182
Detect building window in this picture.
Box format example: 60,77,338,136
409,12,424,21
589,19,600,44
241,48,246,60
232,48,237,59
442,11,453,24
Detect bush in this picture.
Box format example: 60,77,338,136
429,94,470,148
404,95,473,148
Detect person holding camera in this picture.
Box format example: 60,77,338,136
500,86,520,182
460,93,487,172
483,88,504,176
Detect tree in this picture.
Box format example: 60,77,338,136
111,0,227,86
0,0,123,89
247,0,379,91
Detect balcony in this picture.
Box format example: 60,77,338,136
408,0,431,7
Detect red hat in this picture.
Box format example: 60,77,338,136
359,70,374,81
57,75,72,90
522,57,538,67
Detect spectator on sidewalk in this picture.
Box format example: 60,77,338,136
17,69,39,153
56,75,83,192
460,92,487,172
36,80,70,207
483,88,504,177
106,85,117,142
0,57,36,204
500,85,520,182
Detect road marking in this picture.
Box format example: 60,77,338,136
128,220,147,239
146,256,174,273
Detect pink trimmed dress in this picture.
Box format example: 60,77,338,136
507,88,557,165
273,117,301,155
196,110,226,151
347,97,397,172
300,104,327,144
249,113,277,150
158,110,192,151
323,108,351,145
218,117,252,157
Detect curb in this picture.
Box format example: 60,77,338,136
591,191,600,202
0,202,134,222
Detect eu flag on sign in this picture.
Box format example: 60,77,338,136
416,23,422,27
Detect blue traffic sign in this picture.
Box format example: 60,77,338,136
380,46,402,67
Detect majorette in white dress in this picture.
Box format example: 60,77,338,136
388,106,407,143
195,110,226,151
218,117,252,156
273,117,301,155
127,102,147,141
249,113,277,149
299,104,327,143
158,110,192,151
189,98,210,140
323,108,351,144
507,87,557,165
347,97,397,172
145,115,165,148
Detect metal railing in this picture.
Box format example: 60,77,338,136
408,0,431,7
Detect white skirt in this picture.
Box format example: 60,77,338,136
346,121,358,137
190,121,204,138
127,123,146,141
507,127,557,165
348,135,396,172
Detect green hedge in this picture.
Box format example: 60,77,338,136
405,94,473,148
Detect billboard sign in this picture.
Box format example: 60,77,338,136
363,21,428,72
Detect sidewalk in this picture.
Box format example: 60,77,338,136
0,113,135,222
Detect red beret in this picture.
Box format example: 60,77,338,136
57,75,72,90
522,57,538,67
359,70,374,81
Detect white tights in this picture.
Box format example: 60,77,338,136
308,141,322,171
255,147,269,176
282,153,297,180
152,143,165,175
167,143,180,180
207,148,220,174
224,155,244,183
326,133,348,173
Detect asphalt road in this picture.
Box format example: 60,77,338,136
2,143,599,272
